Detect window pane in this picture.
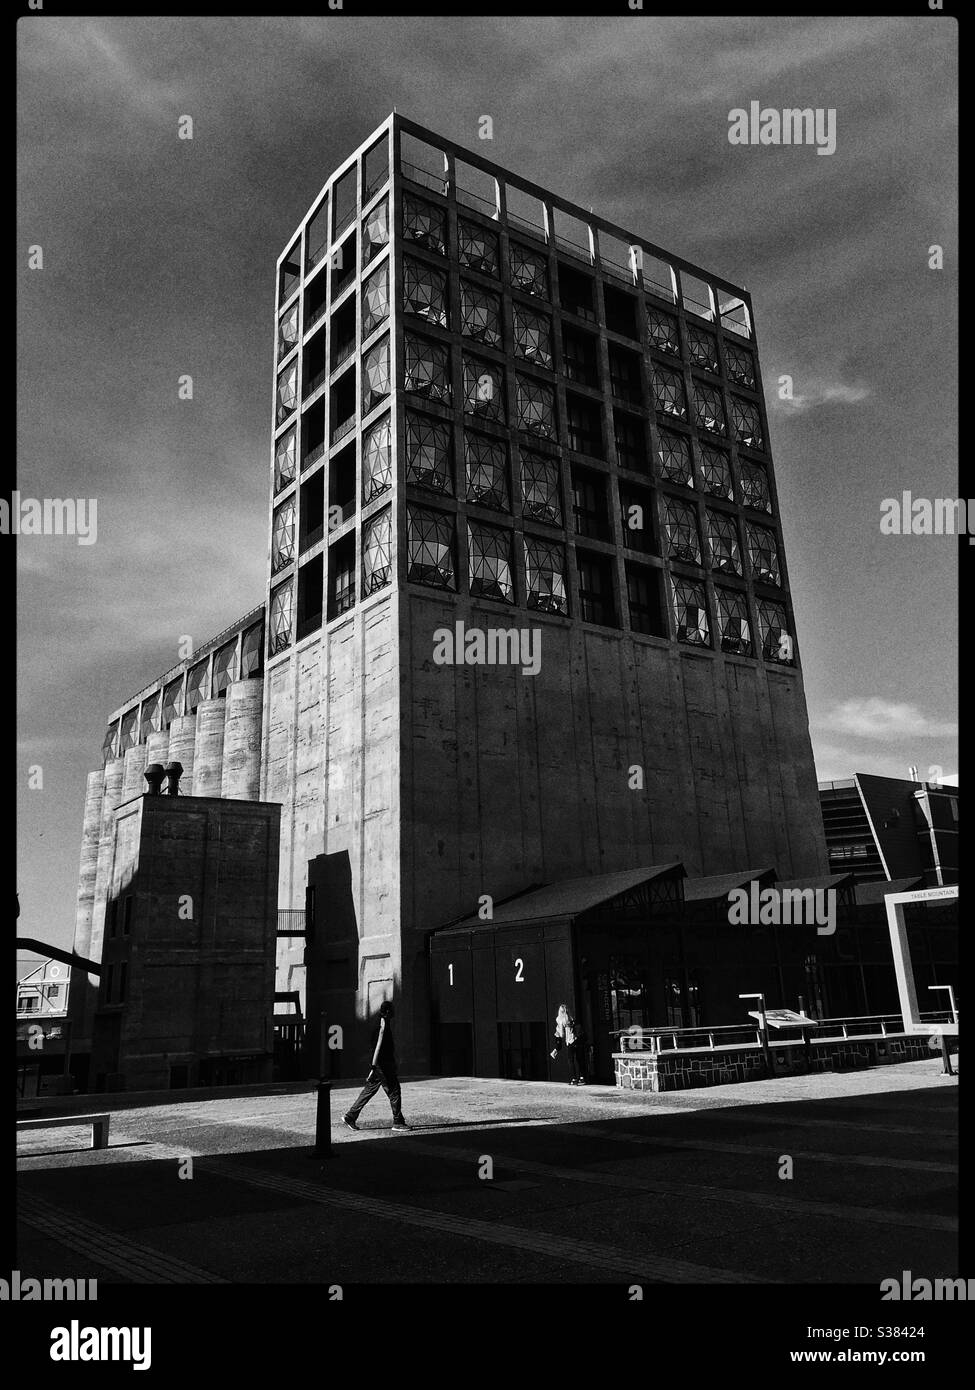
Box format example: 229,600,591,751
407,505,455,589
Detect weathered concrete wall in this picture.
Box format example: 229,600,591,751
73,770,104,965
221,679,263,799
167,714,197,785
192,699,226,797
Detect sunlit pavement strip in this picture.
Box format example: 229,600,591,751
564,1125,956,1173
196,1156,766,1284
18,1192,228,1284
394,1138,956,1233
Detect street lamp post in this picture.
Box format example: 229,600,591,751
740,992,772,1077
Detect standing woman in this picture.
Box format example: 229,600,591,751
553,1003,586,1085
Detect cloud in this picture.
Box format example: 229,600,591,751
771,377,872,414
817,699,958,740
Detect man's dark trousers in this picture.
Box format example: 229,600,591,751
347,1065,404,1123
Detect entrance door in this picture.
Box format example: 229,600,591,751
435,1022,474,1076
497,1021,547,1080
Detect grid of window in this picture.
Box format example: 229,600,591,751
657,429,693,487
403,256,448,326
672,578,709,646
724,341,756,389
572,472,609,540
278,303,299,358
747,523,781,585
512,305,553,368
161,678,182,727
102,725,117,762
140,692,161,739
274,429,296,494
699,445,734,500
757,598,792,663
524,537,567,613
521,450,562,525
458,218,500,276
706,509,742,575
404,333,451,401
646,306,680,355
212,640,238,696
614,411,646,471
716,589,753,655
516,374,557,438
272,497,296,573
740,459,772,512
469,523,514,602
692,380,727,436
463,355,505,421
459,281,502,346
362,262,390,336
402,192,447,254
363,415,392,500
240,621,263,678
566,395,602,456
651,364,687,419
362,197,389,267
406,413,453,493
118,708,138,751
664,497,701,564
186,660,208,712
362,509,392,594
509,242,548,297
276,363,298,424
686,324,719,373
465,433,509,510
577,552,616,626
362,336,390,415
731,394,764,450
407,506,455,589
269,581,294,655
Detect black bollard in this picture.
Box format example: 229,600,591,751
315,1079,332,1158
940,1034,955,1077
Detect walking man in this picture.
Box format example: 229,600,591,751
343,1001,410,1131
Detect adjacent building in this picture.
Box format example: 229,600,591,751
819,774,959,887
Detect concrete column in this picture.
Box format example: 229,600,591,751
89,755,126,980
122,743,148,800
167,714,197,788
192,699,227,797
72,769,105,964
145,730,170,770
221,679,263,800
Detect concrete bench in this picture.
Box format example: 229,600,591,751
17,1113,110,1150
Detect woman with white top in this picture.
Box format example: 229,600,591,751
554,1002,586,1085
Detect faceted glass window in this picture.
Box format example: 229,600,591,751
274,428,296,494
465,433,509,511
657,429,693,487
362,262,390,336
731,394,765,450
278,303,299,359
699,445,734,500
161,678,183,728
272,497,296,574
469,522,514,603
692,380,727,436
664,497,701,564
269,580,294,656
725,341,757,390
758,599,793,663
524,536,568,614
459,281,502,346
185,660,208,713
512,305,553,368
651,364,687,419
362,196,389,267
747,524,781,585
363,414,392,500
516,374,557,439
240,621,263,679
463,355,505,421
403,192,447,255
362,509,392,594
521,450,562,525
119,708,138,752
276,362,298,424
406,413,453,494
404,333,451,402
509,242,548,297
212,640,238,697
646,306,680,355
706,509,742,575
717,589,753,656
403,256,448,327
740,459,772,512
102,724,118,763
686,324,719,373
458,218,500,276
672,578,710,646
139,692,161,739
407,505,455,589
362,336,391,415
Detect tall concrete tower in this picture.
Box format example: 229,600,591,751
263,114,827,1070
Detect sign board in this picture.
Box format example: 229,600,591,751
885,885,959,1037
748,1010,817,1029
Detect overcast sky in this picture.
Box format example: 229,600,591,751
16,15,958,957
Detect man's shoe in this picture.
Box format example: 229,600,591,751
342,1115,358,1131
392,1119,410,1130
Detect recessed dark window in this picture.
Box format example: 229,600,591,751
626,563,666,636
577,550,617,627
297,554,324,640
